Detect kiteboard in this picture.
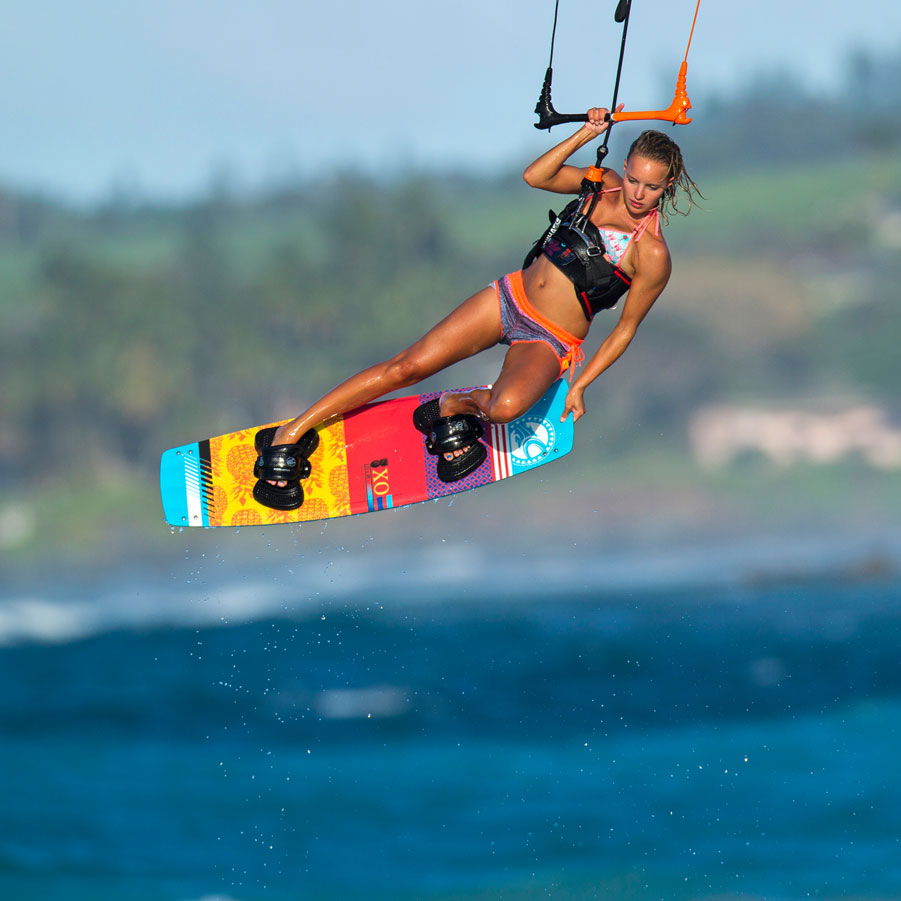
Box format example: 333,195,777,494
160,379,574,528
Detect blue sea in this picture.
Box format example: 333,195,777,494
2,537,900,901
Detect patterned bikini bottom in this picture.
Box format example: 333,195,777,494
494,270,584,377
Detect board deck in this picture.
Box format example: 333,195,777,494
160,380,574,528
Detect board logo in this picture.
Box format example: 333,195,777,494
509,416,556,469
364,458,394,511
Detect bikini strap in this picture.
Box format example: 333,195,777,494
631,208,660,242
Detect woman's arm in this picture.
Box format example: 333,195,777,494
522,106,621,194
561,240,671,422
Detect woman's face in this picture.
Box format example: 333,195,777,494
621,154,673,215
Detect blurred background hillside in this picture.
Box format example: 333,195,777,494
2,45,901,574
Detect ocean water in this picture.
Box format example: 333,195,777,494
1,546,900,901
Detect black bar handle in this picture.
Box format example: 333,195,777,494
535,66,614,130
533,0,632,132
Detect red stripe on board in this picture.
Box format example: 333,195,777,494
490,424,501,480
343,397,429,514
491,423,511,480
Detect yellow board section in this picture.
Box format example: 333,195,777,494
206,419,351,527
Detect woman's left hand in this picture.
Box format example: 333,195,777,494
562,384,586,423
584,103,624,135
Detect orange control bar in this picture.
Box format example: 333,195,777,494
609,61,692,125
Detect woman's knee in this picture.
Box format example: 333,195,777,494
486,390,531,423
382,354,428,389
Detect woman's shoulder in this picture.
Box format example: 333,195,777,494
601,168,623,189
634,225,672,276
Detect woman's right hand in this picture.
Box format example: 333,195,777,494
561,383,586,423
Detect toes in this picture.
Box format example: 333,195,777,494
442,446,470,462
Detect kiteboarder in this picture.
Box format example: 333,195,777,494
253,114,701,510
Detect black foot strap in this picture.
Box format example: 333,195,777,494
252,478,304,511
252,427,319,511
412,400,487,483
412,398,442,434
436,441,487,483
424,414,484,456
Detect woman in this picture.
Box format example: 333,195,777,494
254,110,700,510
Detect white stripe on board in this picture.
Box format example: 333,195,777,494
490,423,511,480
183,452,203,525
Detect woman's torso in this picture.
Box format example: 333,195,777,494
522,184,664,338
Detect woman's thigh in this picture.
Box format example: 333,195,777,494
392,283,502,374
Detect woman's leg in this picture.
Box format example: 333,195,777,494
440,341,562,424
272,283,502,446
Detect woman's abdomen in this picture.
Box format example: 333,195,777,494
521,256,591,339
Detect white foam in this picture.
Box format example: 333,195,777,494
314,685,409,720
2,530,899,647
